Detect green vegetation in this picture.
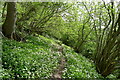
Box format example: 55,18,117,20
62,45,116,78
2,35,61,78
62,45,101,78
1,1,120,79
1,35,101,78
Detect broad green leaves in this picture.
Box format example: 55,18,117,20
62,45,101,78
2,35,60,78
2,35,104,78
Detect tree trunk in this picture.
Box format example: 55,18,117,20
2,2,16,39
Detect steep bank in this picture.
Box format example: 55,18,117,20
2,35,103,78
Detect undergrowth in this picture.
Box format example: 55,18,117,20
1,35,116,78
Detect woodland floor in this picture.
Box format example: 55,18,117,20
51,45,66,79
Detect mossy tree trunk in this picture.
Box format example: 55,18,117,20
2,2,16,39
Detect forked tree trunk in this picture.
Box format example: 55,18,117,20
2,2,16,39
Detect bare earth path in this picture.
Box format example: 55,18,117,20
51,45,66,80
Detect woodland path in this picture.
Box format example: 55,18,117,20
51,44,66,80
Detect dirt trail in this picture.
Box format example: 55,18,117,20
51,45,66,80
